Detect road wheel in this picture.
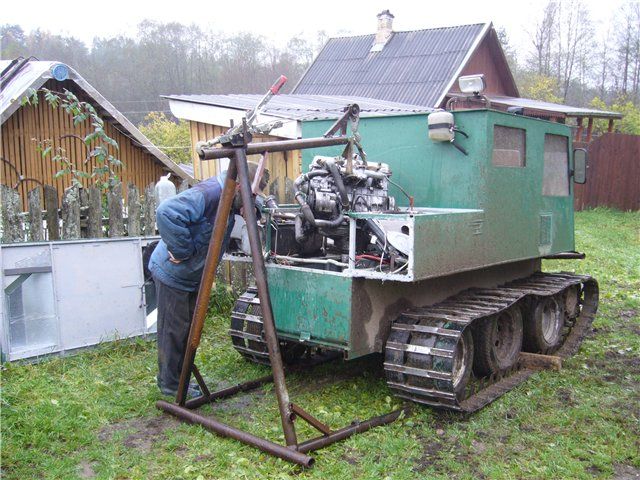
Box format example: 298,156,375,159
450,329,474,399
473,305,523,376
563,285,581,319
523,296,564,353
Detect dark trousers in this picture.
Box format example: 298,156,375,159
155,279,198,394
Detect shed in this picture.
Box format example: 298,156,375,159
1,58,194,209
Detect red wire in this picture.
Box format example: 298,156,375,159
356,254,389,263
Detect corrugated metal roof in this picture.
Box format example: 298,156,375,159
487,95,623,119
1,59,57,118
0,59,193,183
162,93,432,120
292,24,488,107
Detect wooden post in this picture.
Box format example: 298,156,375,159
586,118,594,142
575,117,584,142
44,185,60,241
61,185,81,240
127,183,142,236
608,119,614,133
27,187,44,242
1,185,23,242
142,183,156,237
108,182,125,237
79,188,89,238
87,187,103,239
519,352,562,371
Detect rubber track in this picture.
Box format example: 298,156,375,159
384,272,599,412
230,288,311,366
230,288,272,365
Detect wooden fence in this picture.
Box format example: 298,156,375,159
1,181,254,291
575,133,640,211
0,182,163,243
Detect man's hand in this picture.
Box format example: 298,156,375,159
168,251,183,264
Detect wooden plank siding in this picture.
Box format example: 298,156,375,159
450,30,519,100
574,133,640,211
189,120,302,203
1,79,168,210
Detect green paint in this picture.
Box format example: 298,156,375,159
267,266,352,349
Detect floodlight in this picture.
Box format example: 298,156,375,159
458,74,486,94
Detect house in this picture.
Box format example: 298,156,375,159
0,58,193,209
293,11,621,140
164,93,430,201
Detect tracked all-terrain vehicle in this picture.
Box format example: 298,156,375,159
227,94,599,413
230,100,598,411
157,76,598,466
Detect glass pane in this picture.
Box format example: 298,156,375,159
543,134,569,196
5,272,57,353
493,125,526,167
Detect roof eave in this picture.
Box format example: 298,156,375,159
434,22,492,108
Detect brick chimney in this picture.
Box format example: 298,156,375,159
371,10,394,52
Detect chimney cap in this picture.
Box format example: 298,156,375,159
377,10,395,19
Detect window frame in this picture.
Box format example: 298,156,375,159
492,124,527,168
542,133,571,197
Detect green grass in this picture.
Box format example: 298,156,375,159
2,208,639,479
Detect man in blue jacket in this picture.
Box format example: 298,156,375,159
149,162,267,397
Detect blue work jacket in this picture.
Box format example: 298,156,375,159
149,174,234,292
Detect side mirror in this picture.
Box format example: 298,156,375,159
573,148,588,184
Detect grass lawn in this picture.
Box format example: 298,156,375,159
2,208,639,479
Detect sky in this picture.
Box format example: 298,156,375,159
1,0,629,62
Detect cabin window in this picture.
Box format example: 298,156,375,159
543,134,570,196
492,125,526,167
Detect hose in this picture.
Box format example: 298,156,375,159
294,214,309,244
293,170,329,189
294,192,316,226
325,161,349,208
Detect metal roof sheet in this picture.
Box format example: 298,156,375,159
487,95,623,119
162,93,432,121
0,59,193,183
292,23,488,107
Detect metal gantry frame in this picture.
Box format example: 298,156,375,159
155,106,405,467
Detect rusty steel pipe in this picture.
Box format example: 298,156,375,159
198,136,350,160
235,147,298,447
184,374,274,410
296,409,407,454
156,400,314,467
176,161,238,405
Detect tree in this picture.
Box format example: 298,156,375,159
526,0,593,104
496,27,519,80
590,96,640,135
138,112,191,165
0,25,26,59
529,1,557,76
520,74,562,103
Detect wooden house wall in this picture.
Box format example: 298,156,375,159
189,120,302,203
1,79,168,210
448,32,518,100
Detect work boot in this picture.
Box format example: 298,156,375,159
158,382,202,399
